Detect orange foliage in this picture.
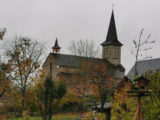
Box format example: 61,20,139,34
70,59,119,98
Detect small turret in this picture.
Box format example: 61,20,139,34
52,38,61,53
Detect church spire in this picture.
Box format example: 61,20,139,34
101,10,122,46
52,38,61,53
101,10,123,65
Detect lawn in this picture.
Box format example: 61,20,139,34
7,113,79,120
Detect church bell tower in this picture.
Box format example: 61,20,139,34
52,38,61,53
101,10,122,65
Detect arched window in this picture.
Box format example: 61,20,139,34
50,62,52,78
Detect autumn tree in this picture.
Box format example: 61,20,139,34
72,59,121,112
35,77,67,120
125,29,156,119
111,79,137,120
142,70,160,120
87,60,119,112
0,28,12,98
5,36,44,115
0,62,12,98
68,39,99,57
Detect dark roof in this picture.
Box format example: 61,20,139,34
51,53,104,68
101,10,122,46
50,53,125,72
52,38,61,49
127,58,160,79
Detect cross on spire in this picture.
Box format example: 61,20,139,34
112,4,114,9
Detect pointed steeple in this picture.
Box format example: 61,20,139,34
52,38,61,53
101,10,122,46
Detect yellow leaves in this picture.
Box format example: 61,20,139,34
26,59,32,66
111,80,137,120
0,62,12,97
34,63,40,69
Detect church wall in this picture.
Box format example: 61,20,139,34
43,54,125,98
43,54,80,81
42,54,59,79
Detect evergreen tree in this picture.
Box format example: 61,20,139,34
36,77,66,120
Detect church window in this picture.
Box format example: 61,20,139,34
115,48,118,58
50,62,52,78
106,48,109,57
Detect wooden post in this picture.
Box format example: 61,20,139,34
138,97,142,120
134,105,139,120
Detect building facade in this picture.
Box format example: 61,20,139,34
42,10,125,95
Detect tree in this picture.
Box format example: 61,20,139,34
0,62,12,98
87,61,117,112
0,28,10,97
72,60,120,112
68,39,99,57
5,36,44,115
0,28,6,40
35,77,66,120
111,79,137,120
131,29,155,76
128,29,156,119
142,71,160,120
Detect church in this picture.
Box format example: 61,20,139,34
42,10,125,95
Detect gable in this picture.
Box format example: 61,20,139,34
42,53,58,71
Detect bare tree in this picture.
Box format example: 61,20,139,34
0,28,11,98
68,39,99,57
131,29,155,76
87,60,118,112
5,36,44,115
0,28,6,40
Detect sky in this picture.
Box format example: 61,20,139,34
0,0,160,74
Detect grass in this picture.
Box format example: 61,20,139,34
7,113,79,120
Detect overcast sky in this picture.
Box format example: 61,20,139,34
0,0,160,74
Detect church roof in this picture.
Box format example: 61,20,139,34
101,10,122,46
50,53,125,72
127,58,160,79
52,38,61,49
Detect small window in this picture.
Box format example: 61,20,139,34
50,62,52,78
115,48,118,58
106,48,109,57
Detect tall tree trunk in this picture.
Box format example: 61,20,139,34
21,88,26,117
48,98,53,120
105,108,111,120
101,101,105,112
